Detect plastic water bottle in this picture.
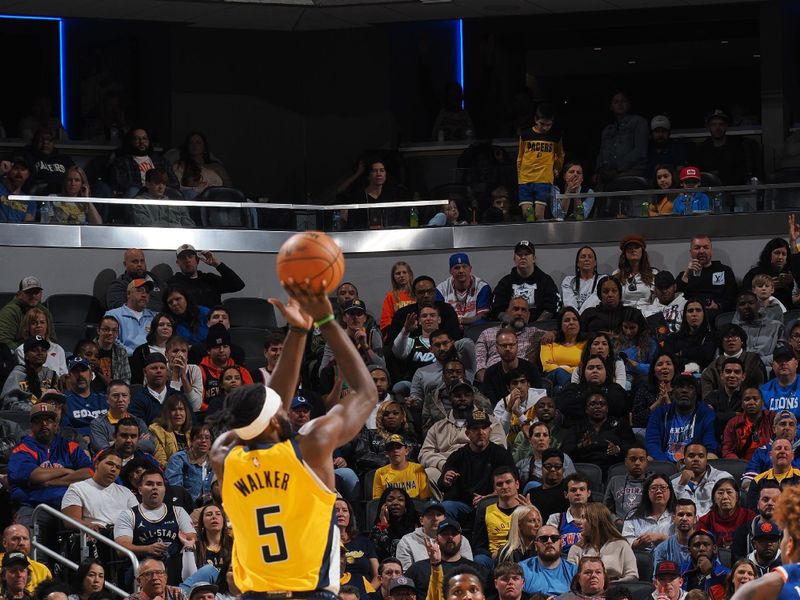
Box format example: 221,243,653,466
640,200,650,217
551,186,563,221
39,202,51,224
524,204,535,222
574,202,584,221
713,193,723,214
409,207,419,228
332,210,342,232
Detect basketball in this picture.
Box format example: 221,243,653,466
276,231,345,294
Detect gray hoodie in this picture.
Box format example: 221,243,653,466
395,526,473,571
732,309,785,368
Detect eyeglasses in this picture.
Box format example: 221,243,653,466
139,570,166,579
649,485,669,492
536,535,561,543
543,463,563,470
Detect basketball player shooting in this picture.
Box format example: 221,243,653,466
210,279,377,600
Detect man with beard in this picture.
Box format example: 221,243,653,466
475,297,549,384
491,241,560,323
8,403,92,528
129,353,182,425
62,356,108,437
114,468,196,583
747,520,782,576
396,502,473,570
480,330,542,407
419,380,507,488
519,524,576,596
168,244,245,309
210,281,376,595
408,330,476,411
669,443,731,517
0,276,56,351
645,373,717,463
0,155,36,222
106,248,167,312
653,499,698,573
387,277,462,344
676,236,738,314
89,380,153,454
110,127,179,197
110,417,160,470
404,519,489,599
731,482,780,560
680,530,729,600
436,253,492,327
732,292,784,369
423,359,493,436
745,438,800,508
438,411,515,522
61,448,138,533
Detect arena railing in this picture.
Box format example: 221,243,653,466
31,503,139,596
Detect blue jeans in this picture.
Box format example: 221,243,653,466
473,553,495,571
545,368,572,394
180,565,219,593
335,467,360,502
441,500,473,523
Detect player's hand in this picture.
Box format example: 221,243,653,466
269,294,314,330
279,278,334,321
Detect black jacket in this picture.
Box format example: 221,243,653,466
167,264,245,309
675,260,738,312
491,267,560,322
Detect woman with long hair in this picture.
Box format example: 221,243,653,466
622,473,676,551
369,487,420,560
696,478,755,548
380,261,415,334
129,312,175,385
495,505,542,563
149,394,193,467
336,498,380,591
614,307,657,389
51,166,102,224
570,332,626,386
172,131,232,195
354,399,419,472
650,164,678,216
68,559,105,600
580,276,628,334
741,237,795,309
613,234,657,309
165,424,214,504
515,422,576,489
723,559,758,600
163,286,210,344
562,246,606,314
540,307,586,393
664,299,717,371
558,353,628,427
192,503,231,570
631,351,679,428
206,366,245,420
15,306,67,376
567,504,637,582
1,337,58,411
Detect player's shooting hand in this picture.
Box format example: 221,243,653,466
268,295,314,330
280,278,333,322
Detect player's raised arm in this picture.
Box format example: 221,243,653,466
268,293,314,410
284,280,377,451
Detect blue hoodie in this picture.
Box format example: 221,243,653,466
646,401,717,462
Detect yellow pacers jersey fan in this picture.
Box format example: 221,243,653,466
223,438,339,593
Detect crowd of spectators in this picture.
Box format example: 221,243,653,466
0,93,775,229
1,218,800,600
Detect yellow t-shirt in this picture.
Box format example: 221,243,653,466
485,504,514,553
539,342,585,373
372,462,431,500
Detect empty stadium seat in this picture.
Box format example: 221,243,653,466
46,294,103,325
574,462,604,495
92,269,117,311
229,326,271,367
151,263,174,284
54,323,94,355
709,459,748,482
0,292,15,308
464,321,499,343
224,297,278,329
608,582,654,600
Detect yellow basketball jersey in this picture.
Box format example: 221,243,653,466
222,438,339,593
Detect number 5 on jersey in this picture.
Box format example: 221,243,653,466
256,505,288,563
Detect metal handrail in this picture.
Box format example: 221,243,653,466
9,194,449,211
31,503,139,596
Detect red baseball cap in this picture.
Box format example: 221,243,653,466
680,166,701,182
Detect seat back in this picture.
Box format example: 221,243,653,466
647,460,678,478
228,327,271,367
709,459,748,482
224,297,278,329
715,311,735,331
604,176,650,217
54,323,94,356
608,581,654,600
606,462,627,480
464,322,498,343
784,309,800,327
92,269,117,311
633,549,654,581
0,292,16,308
45,294,103,325
151,263,174,284
701,172,723,187
0,410,31,430
574,462,604,495
362,470,377,501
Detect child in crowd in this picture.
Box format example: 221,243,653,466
751,273,787,320
651,164,677,215
671,166,710,214
517,104,564,221
371,434,430,500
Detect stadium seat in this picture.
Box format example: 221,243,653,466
634,550,653,581
229,327,271,367
0,292,15,308
700,172,723,188
362,469,376,501
92,269,117,311
574,462,604,495
784,309,800,327
151,263,174,284
709,459,748,482
224,297,278,329
603,176,650,217
768,168,800,209
608,581,654,600
198,187,257,229
718,547,732,568
0,410,30,430
715,311,735,331
54,323,94,356
608,460,678,481
46,294,103,325
536,319,558,331
464,321,499,343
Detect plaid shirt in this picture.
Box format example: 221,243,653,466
92,337,131,383
475,325,546,372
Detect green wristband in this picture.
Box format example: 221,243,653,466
313,314,336,328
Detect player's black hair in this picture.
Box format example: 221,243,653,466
209,383,267,431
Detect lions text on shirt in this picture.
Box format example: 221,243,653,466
761,378,800,417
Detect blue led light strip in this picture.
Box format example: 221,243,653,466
456,18,464,91
0,14,66,135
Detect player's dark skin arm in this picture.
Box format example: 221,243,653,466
731,572,782,600
267,294,313,411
